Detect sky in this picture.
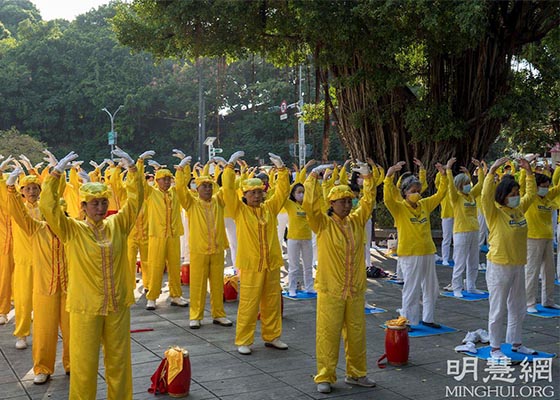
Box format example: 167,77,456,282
32,0,111,21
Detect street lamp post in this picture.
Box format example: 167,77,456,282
102,105,124,159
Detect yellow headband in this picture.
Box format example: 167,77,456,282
195,175,214,186
242,178,265,192
327,185,355,201
155,169,173,180
20,174,40,188
79,182,111,202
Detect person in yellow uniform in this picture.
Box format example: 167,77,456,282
143,158,188,310
523,170,560,313
0,157,15,326
9,166,40,349
175,156,232,329
384,159,449,330
6,168,70,385
127,151,155,295
303,161,377,394
223,151,289,355
39,148,143,400
481,157,537,360
446,157,486,297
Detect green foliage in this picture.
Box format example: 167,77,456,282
0,127,46,162
0,0,41,36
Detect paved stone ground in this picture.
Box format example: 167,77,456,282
0,247,559,399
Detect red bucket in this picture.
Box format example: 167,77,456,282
378,325,409,368
180,264,190,285
223,281,238,302
167,352,191,398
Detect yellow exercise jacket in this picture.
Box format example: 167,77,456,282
39,169,143,316
447,168,484,233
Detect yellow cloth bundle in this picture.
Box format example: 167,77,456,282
224,274,239,293
385,316,409,327
164,346,187,384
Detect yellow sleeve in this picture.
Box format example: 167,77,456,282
471,168,485,198
481,174,498,223
353,175,375,225
302,173,327,233
113,168,144,234
552,166,560,186
264,168,289,216
520,173,536,213
519,168,527,196
446,169,458,204
423,172,448,213
339,166,348,185
383,176,400,216
295,167,307,184
420,168,428,193
175,166,194,211
223,166,241,217
39,174,74,242
7,187,41,236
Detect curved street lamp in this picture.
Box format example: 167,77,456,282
102,105,124,159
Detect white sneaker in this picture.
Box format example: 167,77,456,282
170,297,189,307
213,317,233,326
468,288,485,295
33,373,50,385
462,331,478,344
364,302,377,310
443,283,453,292
489,349,508,363
189,320,201,329
512,345,537,355
237,345,252,355
478,263,486,270
288,290,297,297
453,290,464,298
442,261,450,266
146,300,156,310
475,328,490,344
264,338,288,350
0,314,7,325
317,382,332,393
15,337,27,349
527,306,538,313
344,376,376,387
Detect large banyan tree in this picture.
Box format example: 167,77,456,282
113,0,559,170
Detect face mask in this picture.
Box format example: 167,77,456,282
462,184,472,194
352,198,359,207
190,183,197,190
537,187,549,197
294,192,304,202
506,195,520,208
407,192,422,203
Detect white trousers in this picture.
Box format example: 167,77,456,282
486,261,525,348
312,232,318,266
441,218,454,262
364,218,372,267
400,255,438,326
287,239,314,292
477,210,488,247
451,231,479,291
557,228,560,279
525,239,555,308
277,213,289,253
224,217,237,268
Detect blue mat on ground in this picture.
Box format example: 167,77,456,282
386,279,404,285
282,290,317,300
441,290,489,301
436,260,454,267
480,245,489,253
463,344,556,363
380,323,457,337
365,307,387,315
555,279,560,286
527,304,560,318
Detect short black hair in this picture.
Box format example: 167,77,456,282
535,173,551,186
495,175,519,205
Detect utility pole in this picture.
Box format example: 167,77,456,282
102,105,124,159
297,65,306,168
197,59,206,163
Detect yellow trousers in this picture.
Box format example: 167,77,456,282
235,268,282,346
314,293,367,384
147,236,182,300
33,292,70,374
0,251,14,315
128,237,149,292
69,308,132,400
13,259,33,337
189,252,226,320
